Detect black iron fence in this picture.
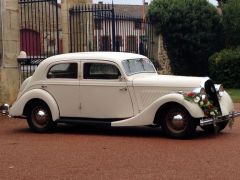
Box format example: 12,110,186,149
18,2,155,80
69,4,154,58
18,0,61,80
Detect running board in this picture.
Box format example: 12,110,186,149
56,118,112,127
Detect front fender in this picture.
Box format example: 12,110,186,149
219,91,234,116
112,93,204,127
9,89,60,121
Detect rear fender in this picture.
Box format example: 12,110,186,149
9,89,60,121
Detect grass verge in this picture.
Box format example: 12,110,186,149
226,89,240,103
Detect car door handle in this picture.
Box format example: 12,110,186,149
41,85,47,89
119,87,127,91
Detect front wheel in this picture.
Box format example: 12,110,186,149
161,106,196,139
27,101,56,132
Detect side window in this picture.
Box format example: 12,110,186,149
47,63,78,79
84,63,121,80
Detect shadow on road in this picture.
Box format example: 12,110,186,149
12,123,227,140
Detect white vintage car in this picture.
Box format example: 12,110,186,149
7,52,240,138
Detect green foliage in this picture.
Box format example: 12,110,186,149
209,47,240,88
148,0,223,76
222,0,240,47
217,0,229,5
226,89,240,102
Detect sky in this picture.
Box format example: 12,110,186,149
92,0,218,6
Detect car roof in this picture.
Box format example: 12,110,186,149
32,52,148,80
44,52,147,64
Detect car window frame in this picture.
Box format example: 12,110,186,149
45,61,80,80
81,61,123,81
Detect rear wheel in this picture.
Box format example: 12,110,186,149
161,106,196,139
27,101,55,132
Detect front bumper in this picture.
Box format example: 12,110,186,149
200,112,240,126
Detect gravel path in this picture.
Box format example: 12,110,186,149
0,104,240,179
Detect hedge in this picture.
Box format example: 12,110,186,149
209,47,240,88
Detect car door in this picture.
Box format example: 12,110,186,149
43,61,80,117
79,61,133,119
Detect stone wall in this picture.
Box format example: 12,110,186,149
61,0,92,53
0,0,20,105
158,35,172,75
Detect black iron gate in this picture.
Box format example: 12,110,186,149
18,0,61,80
69,4,154,58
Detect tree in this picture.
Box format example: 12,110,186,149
222,0,240,47
217,0,229,6
148,0,223,76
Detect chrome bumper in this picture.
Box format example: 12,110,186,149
200,112,240,127
0,104,10,116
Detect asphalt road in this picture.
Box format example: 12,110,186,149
1,104,240,180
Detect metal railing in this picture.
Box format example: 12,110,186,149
18,56,45,81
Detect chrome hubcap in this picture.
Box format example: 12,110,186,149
167,112,187,133
32,108,49,128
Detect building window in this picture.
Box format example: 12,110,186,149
94,19,102,30
134,20,142,30
126,36,137,53
100,36,111,51
48,38,56,46
116,36,123,47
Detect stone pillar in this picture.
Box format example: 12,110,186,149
158,35,172,75
0,0,20,105
61,0,92,53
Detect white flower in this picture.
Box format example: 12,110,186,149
199,101,204,106
194,96,200,103
210,111,216,116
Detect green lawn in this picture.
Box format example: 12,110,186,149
226,89,240,103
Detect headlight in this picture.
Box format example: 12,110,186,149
200,88,207,100
215,84,224,97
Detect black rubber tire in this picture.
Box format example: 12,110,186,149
161,106,196,139
27,101,56,132
201,121,228,134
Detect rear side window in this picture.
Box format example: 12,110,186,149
84,63,121,79
47,63,78,79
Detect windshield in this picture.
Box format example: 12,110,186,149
122,58,156,76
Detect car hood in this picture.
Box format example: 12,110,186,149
131,74,209,89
